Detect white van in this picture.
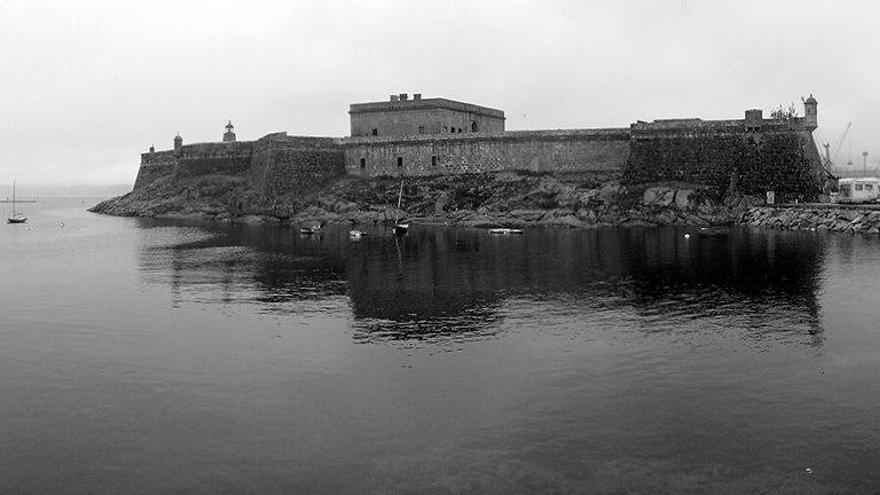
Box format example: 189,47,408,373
838,178,880,204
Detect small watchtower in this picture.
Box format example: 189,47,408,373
803,94,818,130
173,133,183,156
223,120,236,143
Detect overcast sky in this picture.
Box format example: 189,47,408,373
1,0,878,189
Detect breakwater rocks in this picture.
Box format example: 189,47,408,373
740,206,880,234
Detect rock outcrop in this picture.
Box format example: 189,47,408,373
92,169,880,235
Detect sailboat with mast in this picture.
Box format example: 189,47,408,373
393,180,408,236
7,180,27,224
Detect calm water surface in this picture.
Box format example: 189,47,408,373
2,198,879,494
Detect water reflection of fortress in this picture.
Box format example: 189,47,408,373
139,223,825,344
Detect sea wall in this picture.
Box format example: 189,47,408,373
343,129,631,177
133,133,345,200
135,142,255,190
249,135,345,198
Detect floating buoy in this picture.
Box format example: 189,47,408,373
684,233,691,239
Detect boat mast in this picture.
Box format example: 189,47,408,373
395,181,403,224
11,180,15,216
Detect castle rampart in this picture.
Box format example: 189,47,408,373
626,109,825,199
134,132,345,197
131,93,825,203
343,128,630,177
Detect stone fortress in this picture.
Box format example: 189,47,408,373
133,92,824,200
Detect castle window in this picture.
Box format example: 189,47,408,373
397,157,403,168
372,128,378,136
450,127,455,134
432,156,437,167
360,158,366,169
471,121,478,132
458,128,463,133
418,126,425,134
856,184,864,191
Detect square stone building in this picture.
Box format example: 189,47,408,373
349,93,505,137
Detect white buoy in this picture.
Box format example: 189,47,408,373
684,233,691,239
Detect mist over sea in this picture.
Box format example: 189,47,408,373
2,198,879,493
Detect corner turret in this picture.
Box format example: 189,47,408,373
223,120,236,143
173,133,183,156
803,94,817,130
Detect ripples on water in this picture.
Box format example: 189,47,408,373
2,199,879,493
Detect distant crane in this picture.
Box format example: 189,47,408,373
833,122,852,166
822,122,852,175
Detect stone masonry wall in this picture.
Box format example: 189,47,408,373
133,161,175,189
133,134,345,199
175,156,252,181
351,107,505,137
343,129,631,177
249,136,345,198
625,125,824,201
130,112,822,205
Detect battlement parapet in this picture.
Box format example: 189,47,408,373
349,97,504,120
631,116,812,139
257,133,345,150
140,150,177,165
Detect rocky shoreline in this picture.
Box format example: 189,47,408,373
89,174,740,228
90,171,880,235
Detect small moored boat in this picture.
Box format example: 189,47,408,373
488,228,523,235
299,223,323,235
393,223,409,236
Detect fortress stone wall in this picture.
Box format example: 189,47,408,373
343,129,630,177
133,133,344,197
625,101,826,200
131,93,825,202
249,134,345,198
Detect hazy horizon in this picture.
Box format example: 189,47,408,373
3,0,880,188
